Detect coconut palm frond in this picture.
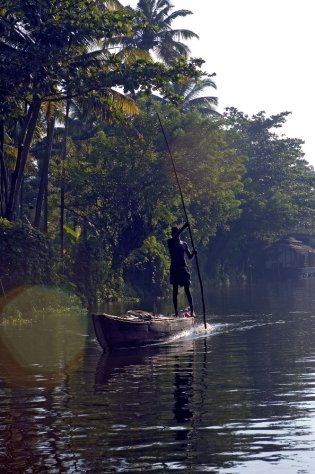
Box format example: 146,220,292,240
105,0,125,11
108,90,140,116
119,0,198,65
117,47,152,64
71,48,110,68
3,144,36,172
157,39,189,61
154,6,172,24
155,0,169,8
25,153,37,174
186,96,218,108
0,15,35,48
138,0,158,14
32,119,46,142
4,144,18,161
181,96,219,116
182,78,217,102
159,76,218,114
42,99,61,122
74,88,140,124
170,29,199,41
163,10,195,24
68,100,83,121
196,77,217,90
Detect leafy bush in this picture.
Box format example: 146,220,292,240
0,219,57,292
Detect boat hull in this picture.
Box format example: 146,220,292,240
92,312,194,350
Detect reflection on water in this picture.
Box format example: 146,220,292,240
1,280,315,472
0,286,88,387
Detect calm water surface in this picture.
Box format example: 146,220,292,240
1,281,315,473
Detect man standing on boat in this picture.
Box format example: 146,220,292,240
167,222,196,317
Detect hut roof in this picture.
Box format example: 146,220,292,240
266,237,315,255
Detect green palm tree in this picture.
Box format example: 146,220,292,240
0,0,140,220
171,77,219,115
116,0,199,64
147,76,218,115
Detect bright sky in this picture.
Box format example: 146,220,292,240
124,0,315,168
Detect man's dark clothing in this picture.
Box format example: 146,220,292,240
167,237,191,287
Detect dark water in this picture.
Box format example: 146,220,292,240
1,281,315,473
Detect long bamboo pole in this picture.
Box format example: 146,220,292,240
157,112,207,329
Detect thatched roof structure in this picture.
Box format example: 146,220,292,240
265,236,315,269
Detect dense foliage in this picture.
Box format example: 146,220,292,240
206,109,315,283
0,219,56,291
56,102,244,301
0,0,203,221
1,0,315,306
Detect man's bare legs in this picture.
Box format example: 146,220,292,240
172,284,179,316
173,283,194,316
184,283,194,315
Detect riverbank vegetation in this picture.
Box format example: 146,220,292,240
1,0,315,307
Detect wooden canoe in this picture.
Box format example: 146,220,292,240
92,310,195,351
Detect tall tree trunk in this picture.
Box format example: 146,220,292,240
34,113,56,229
44,179,48,233
5,102,34,218
5,96,42,221
0,120,8,217
19,177,24,219
60,100,70,259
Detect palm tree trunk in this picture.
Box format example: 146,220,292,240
34,113,56,229
5,96,42,221
60,100,70,259
19,177,24,219
44,182,48,233
0,120,8,217
6,101,34,218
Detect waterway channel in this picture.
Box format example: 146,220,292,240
1,280,315,472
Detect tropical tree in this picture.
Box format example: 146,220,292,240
33,101,60,230
170,77,218,114
56,101,244,299
115,0,199,64
149,76,218,114
0,0,203,222
225,108,315,239
207,108,315,282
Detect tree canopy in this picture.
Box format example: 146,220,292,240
1,0,315,304
205,108,315,283
110,0,199,64
0,0,204,220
